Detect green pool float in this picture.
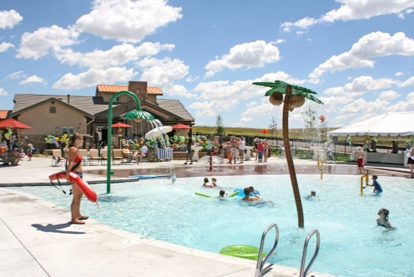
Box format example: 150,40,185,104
220,245,266,261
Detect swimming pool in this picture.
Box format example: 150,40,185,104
11,174,414,276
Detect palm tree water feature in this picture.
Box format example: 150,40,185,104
253,80,323,228
106,90,155,193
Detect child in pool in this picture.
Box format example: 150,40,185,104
169,169,176,184
249,186,261,199
366,175,382,194
377,208,392,229
203,177,214,187
242,188,260,201
212,177,218,187
218,190,226,198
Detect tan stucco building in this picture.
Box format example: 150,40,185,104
8,81,194,151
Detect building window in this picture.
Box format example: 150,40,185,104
62,127,74,135
50,106,56,113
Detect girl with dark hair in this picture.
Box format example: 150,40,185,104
66,132,88,224
377,208,392,229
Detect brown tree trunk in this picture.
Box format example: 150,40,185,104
282,85,305,228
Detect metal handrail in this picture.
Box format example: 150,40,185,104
299,229,321,277
254,223,279,277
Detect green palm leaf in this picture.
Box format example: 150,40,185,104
253,80,323,105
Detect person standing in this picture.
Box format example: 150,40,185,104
184,138,192,165
356,147,366,174
257,140,264,163
407,145,414,178
66,133,88,224
93,128,100,149
263,139,269,162
27,143,35,161
230,137,238,164
238,137,245,164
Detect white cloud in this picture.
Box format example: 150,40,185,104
281,17,317,33
246,101,258,108
395,71,404,76
323,76,400,97
400,76,414,87
189,71,307,124
240,117,254,122
0,42,14,52
310,32,414,82
319,95,353,113
271,39,286,45
53,67,134,90
75,0,182,43
16,25,80,60
55,42,174,69
5,71,26,80
136,57,194,98
204,40,281,78
281,0,414,33
379,90,400,100
189,99,240,117
0,88,8,96
185,75,199,82
340,98,389,114
195,71,305,102
0,10,23,29
18,75,47,86
241,102,278,117
233,122,245,127
387,92,414,112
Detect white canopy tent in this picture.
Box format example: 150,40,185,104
328,112,414,137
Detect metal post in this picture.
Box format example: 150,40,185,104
107,91,142,194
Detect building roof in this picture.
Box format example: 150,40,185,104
0,110,9,119
97,84,162,95
11,94,115,117
157,99,194,121
11,94,194,123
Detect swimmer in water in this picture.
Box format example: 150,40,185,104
242,187,260,201
366,175,382,194
249,186,261,199
218,190,226,198
377,208,393,229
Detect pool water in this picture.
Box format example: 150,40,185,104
11,175,414,277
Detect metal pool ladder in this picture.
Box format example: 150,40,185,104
254,223,279,277
299,229,321,277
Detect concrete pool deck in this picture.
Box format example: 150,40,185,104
1,156,411,276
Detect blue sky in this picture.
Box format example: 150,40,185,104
1,0,414,128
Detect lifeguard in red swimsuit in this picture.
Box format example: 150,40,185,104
66,133,89,224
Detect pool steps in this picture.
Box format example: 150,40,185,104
255,224,320,277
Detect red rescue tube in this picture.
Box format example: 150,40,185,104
49,171,98,203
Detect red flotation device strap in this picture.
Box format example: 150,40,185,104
49,171,98,203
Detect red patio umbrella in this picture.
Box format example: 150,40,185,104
172,123,191,129
0,118,33,129
111,122,133,128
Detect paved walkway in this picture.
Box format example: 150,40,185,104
1,156,411,277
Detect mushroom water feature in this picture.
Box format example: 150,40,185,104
252,80,323,228
106,91,155,194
